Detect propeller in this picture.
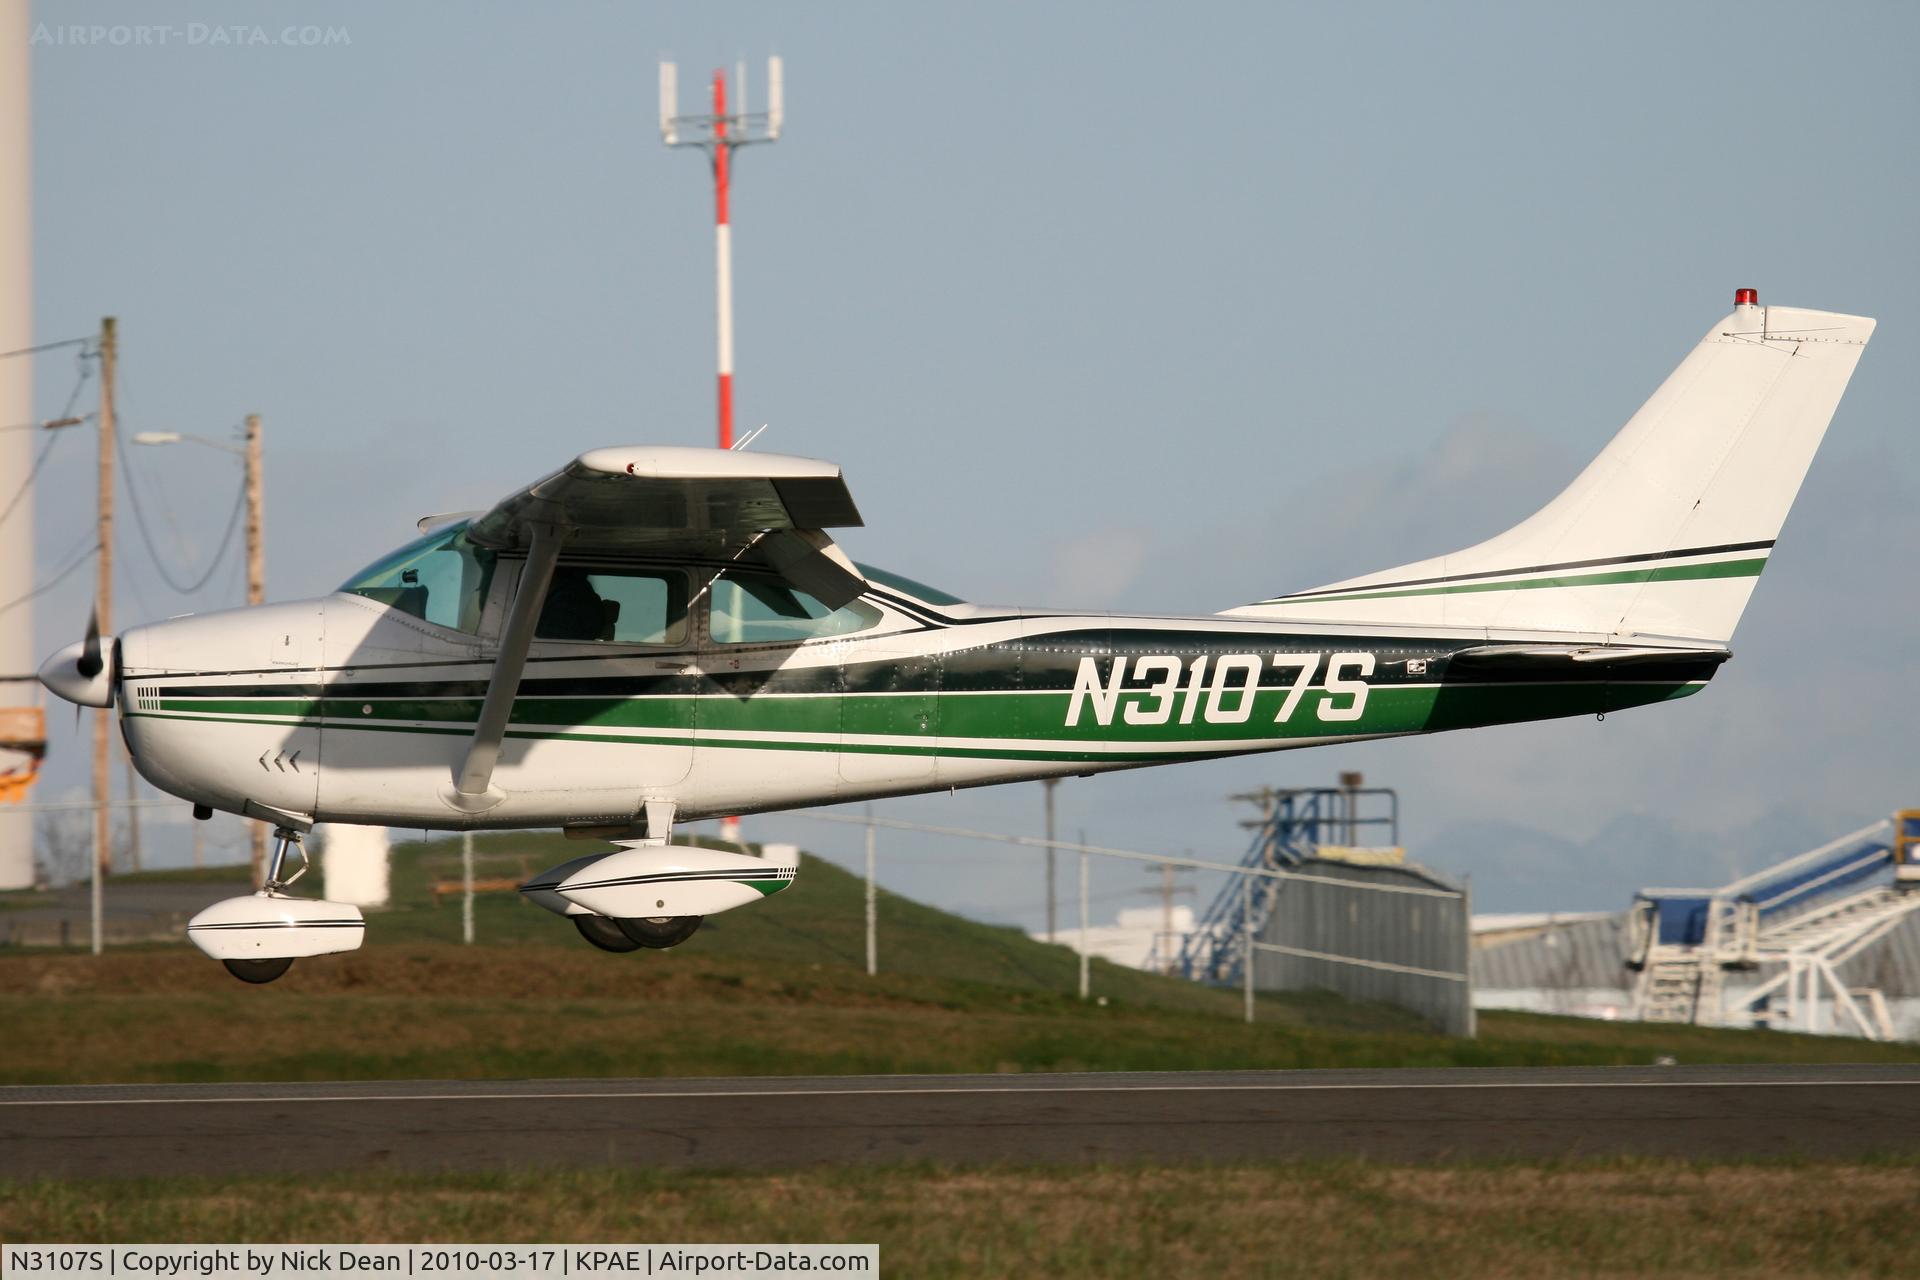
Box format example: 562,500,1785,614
75,607,103,679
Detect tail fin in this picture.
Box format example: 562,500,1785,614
1226,294,1875,644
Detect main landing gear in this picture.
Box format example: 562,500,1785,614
570,913,704,952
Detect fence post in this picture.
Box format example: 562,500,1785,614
1462,872,1475,1038
1078,844,1090,1000
461,830,475,945
864,806,877,977
89,802,102,955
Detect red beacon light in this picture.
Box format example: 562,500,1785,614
1734,287,1759,306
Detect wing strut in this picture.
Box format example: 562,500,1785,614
447,522,563,810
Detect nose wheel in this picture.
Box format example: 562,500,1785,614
223,956,295,984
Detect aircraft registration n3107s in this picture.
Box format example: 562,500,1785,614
38,291,1876,981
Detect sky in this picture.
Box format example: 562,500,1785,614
16,1,1920,921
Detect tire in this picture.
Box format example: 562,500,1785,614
222,956,294,984
573,914,642,953
614,915,703,949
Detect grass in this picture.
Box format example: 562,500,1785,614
4,1159,1919,1277
1,831,1914,1086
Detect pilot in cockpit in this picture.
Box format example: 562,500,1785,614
536,568,620,642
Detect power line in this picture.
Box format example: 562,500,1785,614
0,539,101,619
0,354,96,537
0,336,91,361
114,419,248,595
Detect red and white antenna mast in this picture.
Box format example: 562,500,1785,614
660,56,784,452
661,58,783,845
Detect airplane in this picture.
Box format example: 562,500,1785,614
38,290,1875,983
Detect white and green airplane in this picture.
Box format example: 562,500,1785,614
38,292,1875,982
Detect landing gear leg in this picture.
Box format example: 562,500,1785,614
263,825,308,893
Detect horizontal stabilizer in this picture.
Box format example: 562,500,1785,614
1450,643,1731,673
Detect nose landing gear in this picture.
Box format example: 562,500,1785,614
186,825,367,984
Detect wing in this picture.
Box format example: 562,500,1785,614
467,445,865,608
468,445,859,549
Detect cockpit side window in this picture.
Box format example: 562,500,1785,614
340,523,497,634
535,566,690,646
710,571,882,645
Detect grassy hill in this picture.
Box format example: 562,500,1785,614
0,831,1913,1085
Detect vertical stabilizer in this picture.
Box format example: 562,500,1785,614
1226,294,1875,643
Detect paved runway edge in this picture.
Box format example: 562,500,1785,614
4,1065,1918,1177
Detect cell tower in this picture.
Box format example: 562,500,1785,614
659,56,784,452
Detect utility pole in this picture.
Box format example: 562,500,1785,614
245,413,267,884
93,316,115,877
1043,777,1058,943
662,57,783,848
1078,827,1090,1001
122,751,141,872
1141,861,1195,973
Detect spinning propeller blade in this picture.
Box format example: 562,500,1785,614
75,608,103,679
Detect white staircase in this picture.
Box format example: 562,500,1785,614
1627,819,1920,1040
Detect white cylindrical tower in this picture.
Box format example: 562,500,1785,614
0,0,42,890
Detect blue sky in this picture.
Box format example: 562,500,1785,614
19,2,1920,918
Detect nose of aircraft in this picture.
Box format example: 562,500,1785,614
38,633,117,707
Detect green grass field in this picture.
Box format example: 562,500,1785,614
6,1159,1919,1277
0,832,1913,1084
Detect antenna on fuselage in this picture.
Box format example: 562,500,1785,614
732,423,768,451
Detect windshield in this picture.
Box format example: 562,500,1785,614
340,522,497,634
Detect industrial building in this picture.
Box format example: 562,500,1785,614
1174,782,1474,1036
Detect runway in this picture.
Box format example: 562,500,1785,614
4,1064,1917,1178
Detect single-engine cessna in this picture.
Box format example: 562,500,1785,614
38,292,1875,982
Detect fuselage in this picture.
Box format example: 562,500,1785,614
113,555,1721,833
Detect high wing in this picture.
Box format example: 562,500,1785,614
467,445,859,547
447,445,866,813
464,445,865,600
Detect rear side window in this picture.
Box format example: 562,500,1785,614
710,573,880,645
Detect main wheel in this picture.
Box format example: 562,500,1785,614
222,956,294,984
573,914,642,953
614,915,703,950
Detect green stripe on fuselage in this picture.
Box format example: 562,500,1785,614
1274,557,1766,606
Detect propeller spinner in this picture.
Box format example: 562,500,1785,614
39,608,117,708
